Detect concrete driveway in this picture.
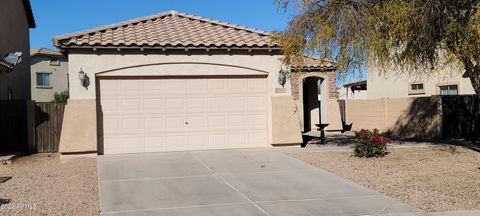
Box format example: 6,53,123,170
97,148,428,216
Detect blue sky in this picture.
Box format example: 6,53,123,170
29,0,292,49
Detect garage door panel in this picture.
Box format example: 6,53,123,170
144,117,165,129
143,98,164,110
227,97,246,108
101,99,120,113
207,97,226,110
207,79,225,89
122,136,144,152
186,97,206,110
247,113,268,127
248,79,267,90
143,79,165,90
186,79,206,92
122,99,142,111
164,80,185,92
228,115,246,127
165,136,186,148
144,136,165,151
165,116,186,129
120,80,142,91
187,135,207,147
208,134,227,146
186,115,207,128
207,115,226,127
248,132,268,146
121,118,143,130
165,98,186,110
247,96,267,109
100,77,268,154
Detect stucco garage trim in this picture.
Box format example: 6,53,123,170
96,62,270,77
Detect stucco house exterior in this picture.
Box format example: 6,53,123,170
0,0,35,100
368,63,476,99
53,11,341,155
30,48,68,102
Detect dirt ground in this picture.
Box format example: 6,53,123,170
0,154,99,216
292,145,480,213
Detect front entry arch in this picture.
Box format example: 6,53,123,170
302,76,325,132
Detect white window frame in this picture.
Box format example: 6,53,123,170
36,72,52,88
408,82,425,95
438,84,459,95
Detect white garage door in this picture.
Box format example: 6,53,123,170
99,77,268,154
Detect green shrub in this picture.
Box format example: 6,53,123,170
53,90,69,103
354,129,390,158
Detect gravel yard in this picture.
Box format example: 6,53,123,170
0,154,99,216
292,145,480,212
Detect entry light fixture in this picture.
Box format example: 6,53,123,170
78,68,90,89
277,68,289,87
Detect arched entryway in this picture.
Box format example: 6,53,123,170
302,76,325,132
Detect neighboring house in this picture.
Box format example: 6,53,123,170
30,48,68,102
338,80,367,100
368,63,475,99
53,11,341,155
0,0,35,100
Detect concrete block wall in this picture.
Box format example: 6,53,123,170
345,96,443,138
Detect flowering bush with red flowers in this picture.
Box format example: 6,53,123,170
354,129,390,158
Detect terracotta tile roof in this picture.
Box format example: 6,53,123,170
30,48,63,57
291,56,337,71
53,11,279,50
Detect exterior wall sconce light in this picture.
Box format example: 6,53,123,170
277,68,289,87
78,68,90,89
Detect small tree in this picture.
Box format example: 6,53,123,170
53,90,69,103
276,0,480,94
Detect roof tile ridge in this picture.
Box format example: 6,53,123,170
173,11,271,36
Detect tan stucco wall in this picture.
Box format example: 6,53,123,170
0,0,31,99
368,63,475,99
345,97,443,138
67,51,290,99
271,96,303,145
30,56,68,102
59,99,97,153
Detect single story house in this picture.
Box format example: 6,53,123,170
0,0,35,100
30,48,68,102
53,11,341,155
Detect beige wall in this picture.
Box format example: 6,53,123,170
338,87,368,100
368,63,475,99
67,50,290,99
271,96,303,145
59,99,97,153
31,55,68,102
0,0,31,100
345,97,443,138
